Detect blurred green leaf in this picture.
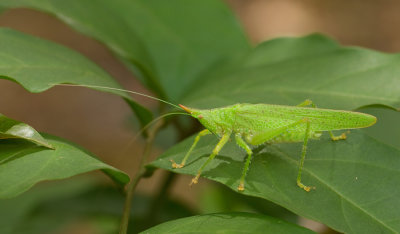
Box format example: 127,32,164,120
0,113,53,149
0,177,96,234
199,183,298,224
0,28,152,126
182,34,400,110
362,107,400,149
0,134,129,198
0,178,194,234
149,130,400,233
0,0,250,101
141,212,315,234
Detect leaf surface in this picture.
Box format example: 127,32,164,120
182,35,400,111
0,178,194,234
0,177,96,234
0,28,152,126
149,130,400,233
141,212,314,234
0,135,129,198
0,0,250,101
0,113,53,149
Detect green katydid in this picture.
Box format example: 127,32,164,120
56,84,377,192
173,101,376,192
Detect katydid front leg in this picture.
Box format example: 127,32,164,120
170,129,211,168
190,132,231,186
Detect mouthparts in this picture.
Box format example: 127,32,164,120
179,104,192,114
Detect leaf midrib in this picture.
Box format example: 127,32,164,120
274,145,397,233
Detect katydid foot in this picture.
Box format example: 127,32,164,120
170,159,184,168
189,174,200,186
330,131,348,141
297,181,315,192
237,182,245,191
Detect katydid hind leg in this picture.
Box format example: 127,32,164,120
329,131,347,141
245,118,316,191
296,120,315,192
296,99,316,108
170,129,210,168
247,118,309,145
297,100,347,141
190,132,231,186
235,134,253,192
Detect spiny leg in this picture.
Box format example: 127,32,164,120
235,134,253,191
190,132,231,186
297,119,315,192
170,129,210,168
245,118,314,191
248,118,310,145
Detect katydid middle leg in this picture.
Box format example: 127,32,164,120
235,134,253,191
296,119,315,192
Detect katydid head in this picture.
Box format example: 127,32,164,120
179,104,205,119
179,104,222,135
179,104,193,114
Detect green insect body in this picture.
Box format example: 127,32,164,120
172,101,377,192
56,85,377,192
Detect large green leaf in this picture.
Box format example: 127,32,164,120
199,184,298,224
362,107,400,149
141,212,314,234
0,0,250,101
182,34,400,110
0,113,53,149
0,177,96,234
0,177,194,234
149,130,400,233
0,28,152,126
0,134,129,199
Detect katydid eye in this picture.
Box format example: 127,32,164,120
198,115,203,119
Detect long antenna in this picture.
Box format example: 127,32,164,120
133,112,191,139
53,83,182,110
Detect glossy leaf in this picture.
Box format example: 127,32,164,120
141,212,314,234
0,113,53,149
149,130,400,233
0,135,129,198
0,0,250,101
182,34,400,111
0,28,152,126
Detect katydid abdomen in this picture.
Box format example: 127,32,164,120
190,103,376,134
